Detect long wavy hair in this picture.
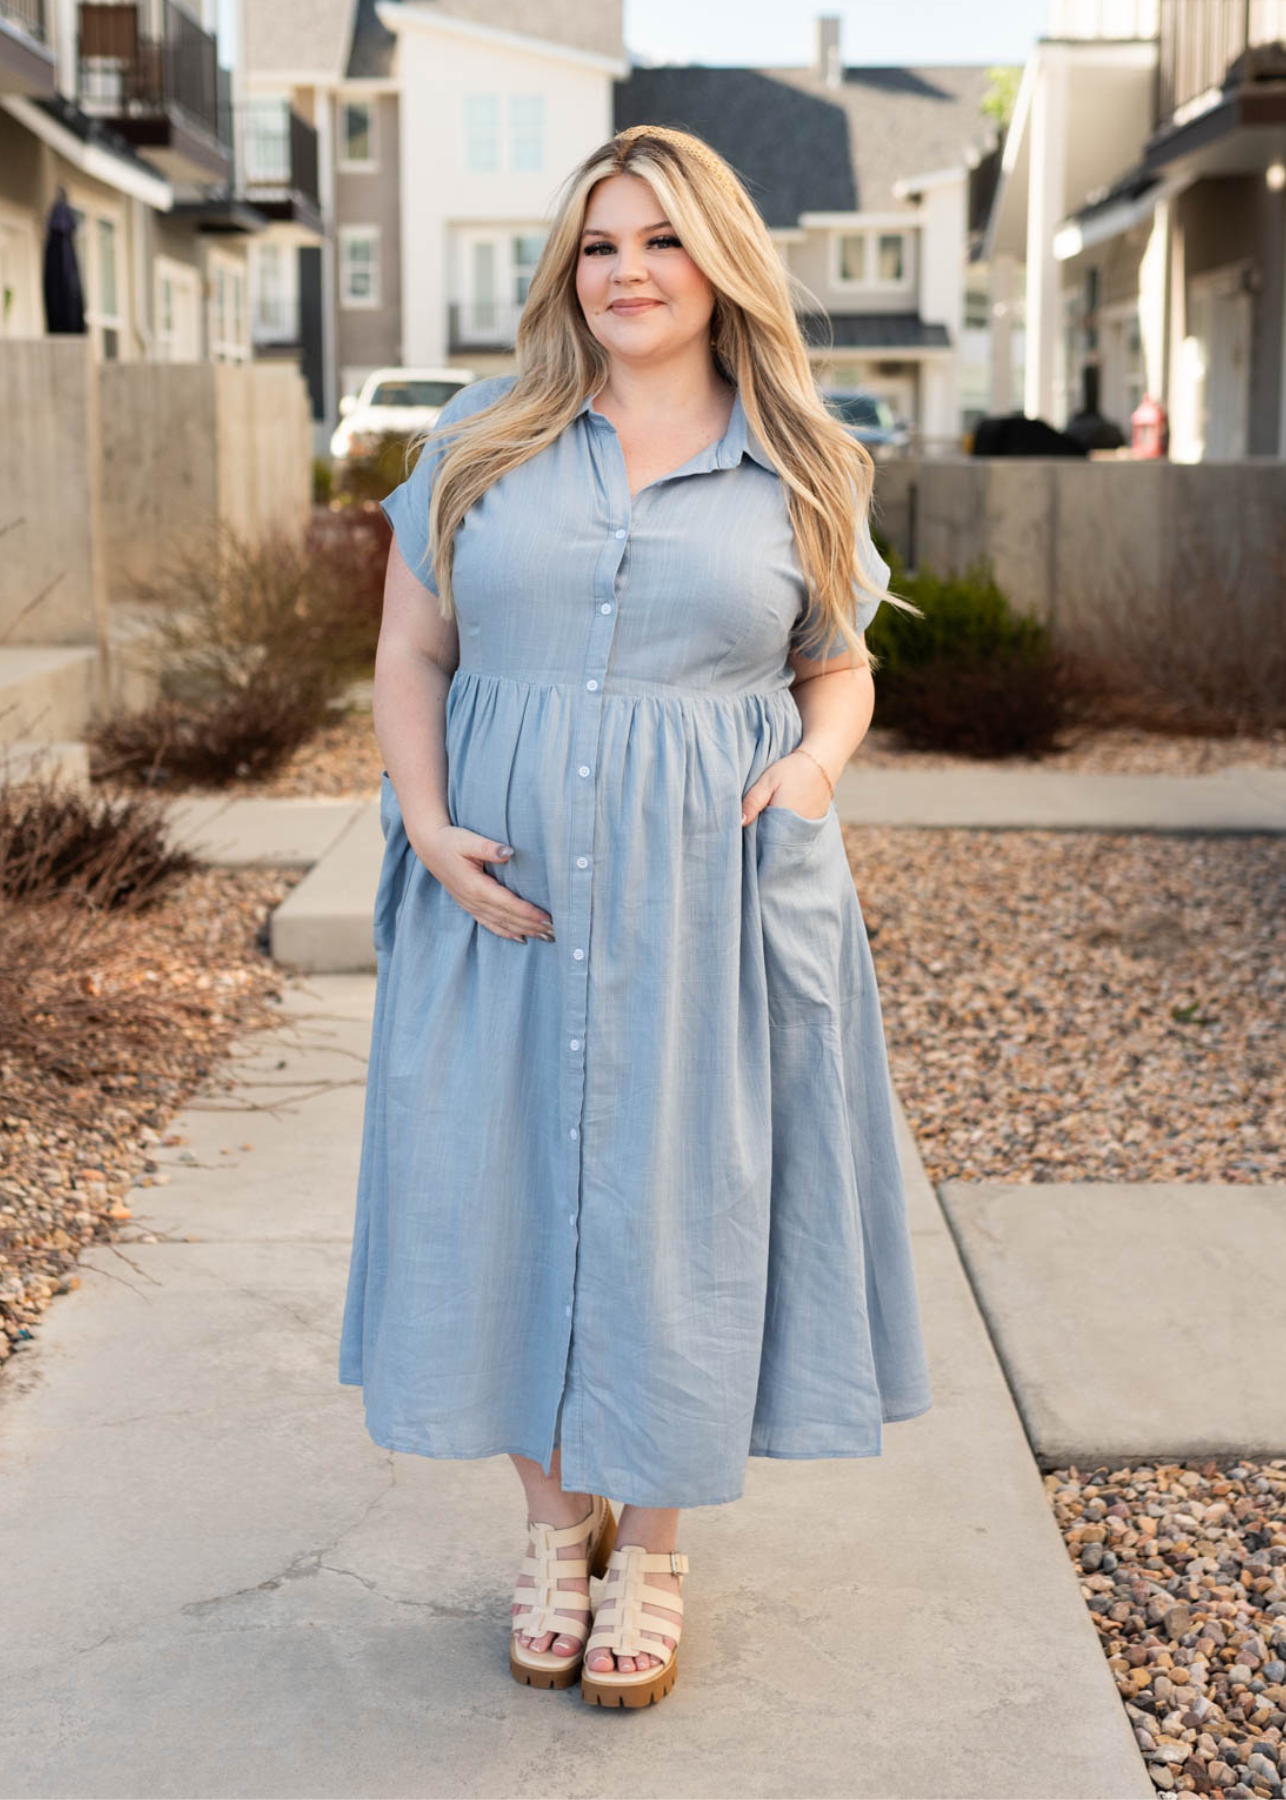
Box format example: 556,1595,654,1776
412,122,916,669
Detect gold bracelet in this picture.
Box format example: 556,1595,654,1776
795,744,835,798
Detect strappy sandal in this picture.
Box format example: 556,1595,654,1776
581,1544,689,1708
509,1493,617,1688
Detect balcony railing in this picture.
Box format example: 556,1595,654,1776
240,99,320,209
0,0,48,42
448,299,526,349
1157,0,1286,121
77,0,228,146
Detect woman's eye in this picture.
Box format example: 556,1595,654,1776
583,235,682,254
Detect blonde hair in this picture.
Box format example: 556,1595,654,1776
414,123,916,669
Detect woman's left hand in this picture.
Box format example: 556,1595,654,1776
741,748,833,826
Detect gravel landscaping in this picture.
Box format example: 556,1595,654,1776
1049,1458,1286,1798
846,825,1285,1185
93,704,1286,805
0,866,301,1369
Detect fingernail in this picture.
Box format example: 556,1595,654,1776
498,845,514,857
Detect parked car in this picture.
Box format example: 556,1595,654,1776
330,366,478,495
822,389,912,460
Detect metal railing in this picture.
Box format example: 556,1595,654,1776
1157,0,1286,121
240,99,320,206
0,0,47,41
448,299,526,348
77,0,228,145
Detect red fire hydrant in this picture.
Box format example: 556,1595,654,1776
1131,394,1169,459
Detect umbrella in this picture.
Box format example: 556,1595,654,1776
42,187,86,335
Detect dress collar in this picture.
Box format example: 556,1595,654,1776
576,383,775,474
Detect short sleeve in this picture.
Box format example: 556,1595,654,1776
379,375,512,595
790,507,891,659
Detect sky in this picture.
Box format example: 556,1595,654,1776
221,1,1049,69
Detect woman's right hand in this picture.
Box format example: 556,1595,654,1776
409,821,556,944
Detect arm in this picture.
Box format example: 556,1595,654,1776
375,538,555,944
740,641,874,824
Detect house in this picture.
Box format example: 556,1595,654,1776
0,0,301,363
986,0,1286,460
242,0,627,449
617,16,1009,451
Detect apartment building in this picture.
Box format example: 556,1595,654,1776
617,17,1007,451
987,0,1286,458
0,0,321,364
242,0,625,449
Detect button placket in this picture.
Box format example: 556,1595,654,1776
552,414,631,1481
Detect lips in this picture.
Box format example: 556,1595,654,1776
610,300,661,312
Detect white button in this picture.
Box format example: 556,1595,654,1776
565,1304,572,1316
569,1037,580,1050
600,602,612,614
569,1126,578,1140
573,947,584,960
569,1214,576,1226
586,678,598,691
614,528,626,539
576,856,589,869
578,765,590,778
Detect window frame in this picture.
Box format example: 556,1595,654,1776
339,224,381,310
338,96,379,172
831,227,914,295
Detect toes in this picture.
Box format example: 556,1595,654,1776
552,1635,580,1657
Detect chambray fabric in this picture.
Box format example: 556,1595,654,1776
338,372,933,1507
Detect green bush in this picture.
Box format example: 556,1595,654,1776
312,456,333,507
867,540,1077,758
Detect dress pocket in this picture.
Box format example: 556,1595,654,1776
754,801,862,1017
755,798,835,849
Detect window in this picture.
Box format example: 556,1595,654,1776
834,228,911,291
839,234,866,282
340,227,380,307
509,94,543,171
465,95,500,172
877,233,905,283
96,215,121,359
512,233,544,302
964,288,989,331
340,99,377,169
208,251,250,361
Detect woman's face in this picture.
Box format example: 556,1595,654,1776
575,171,717,368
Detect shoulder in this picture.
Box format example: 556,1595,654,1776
437,372,519,428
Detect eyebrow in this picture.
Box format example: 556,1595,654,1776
581,220,673,237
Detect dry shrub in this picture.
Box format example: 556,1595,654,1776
88,514,390,787
0,750,196,908
1057,490,1286,737
0,894,212,1083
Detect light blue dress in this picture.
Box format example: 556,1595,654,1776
338,373,932,1508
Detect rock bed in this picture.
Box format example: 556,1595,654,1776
0,867,301,1368
846,827,1285,1184
1049,1458,1286,1797
96,706,1286,805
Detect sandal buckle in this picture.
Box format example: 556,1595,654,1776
669,1551,681,1576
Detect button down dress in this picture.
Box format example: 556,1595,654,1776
338,373,932,1508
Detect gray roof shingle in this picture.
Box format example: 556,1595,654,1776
615,62,1002,224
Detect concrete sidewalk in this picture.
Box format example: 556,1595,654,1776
0,974,1149,1800
153,762,1286,976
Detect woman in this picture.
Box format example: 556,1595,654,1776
338,124,933,1710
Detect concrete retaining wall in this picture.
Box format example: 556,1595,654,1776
872,456,1286,642
0,338,106,647
0,341,313,642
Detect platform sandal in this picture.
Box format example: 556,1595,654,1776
509,1493,618,1688
580,1544,689,1708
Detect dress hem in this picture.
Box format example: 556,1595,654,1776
341,1387,934,1510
